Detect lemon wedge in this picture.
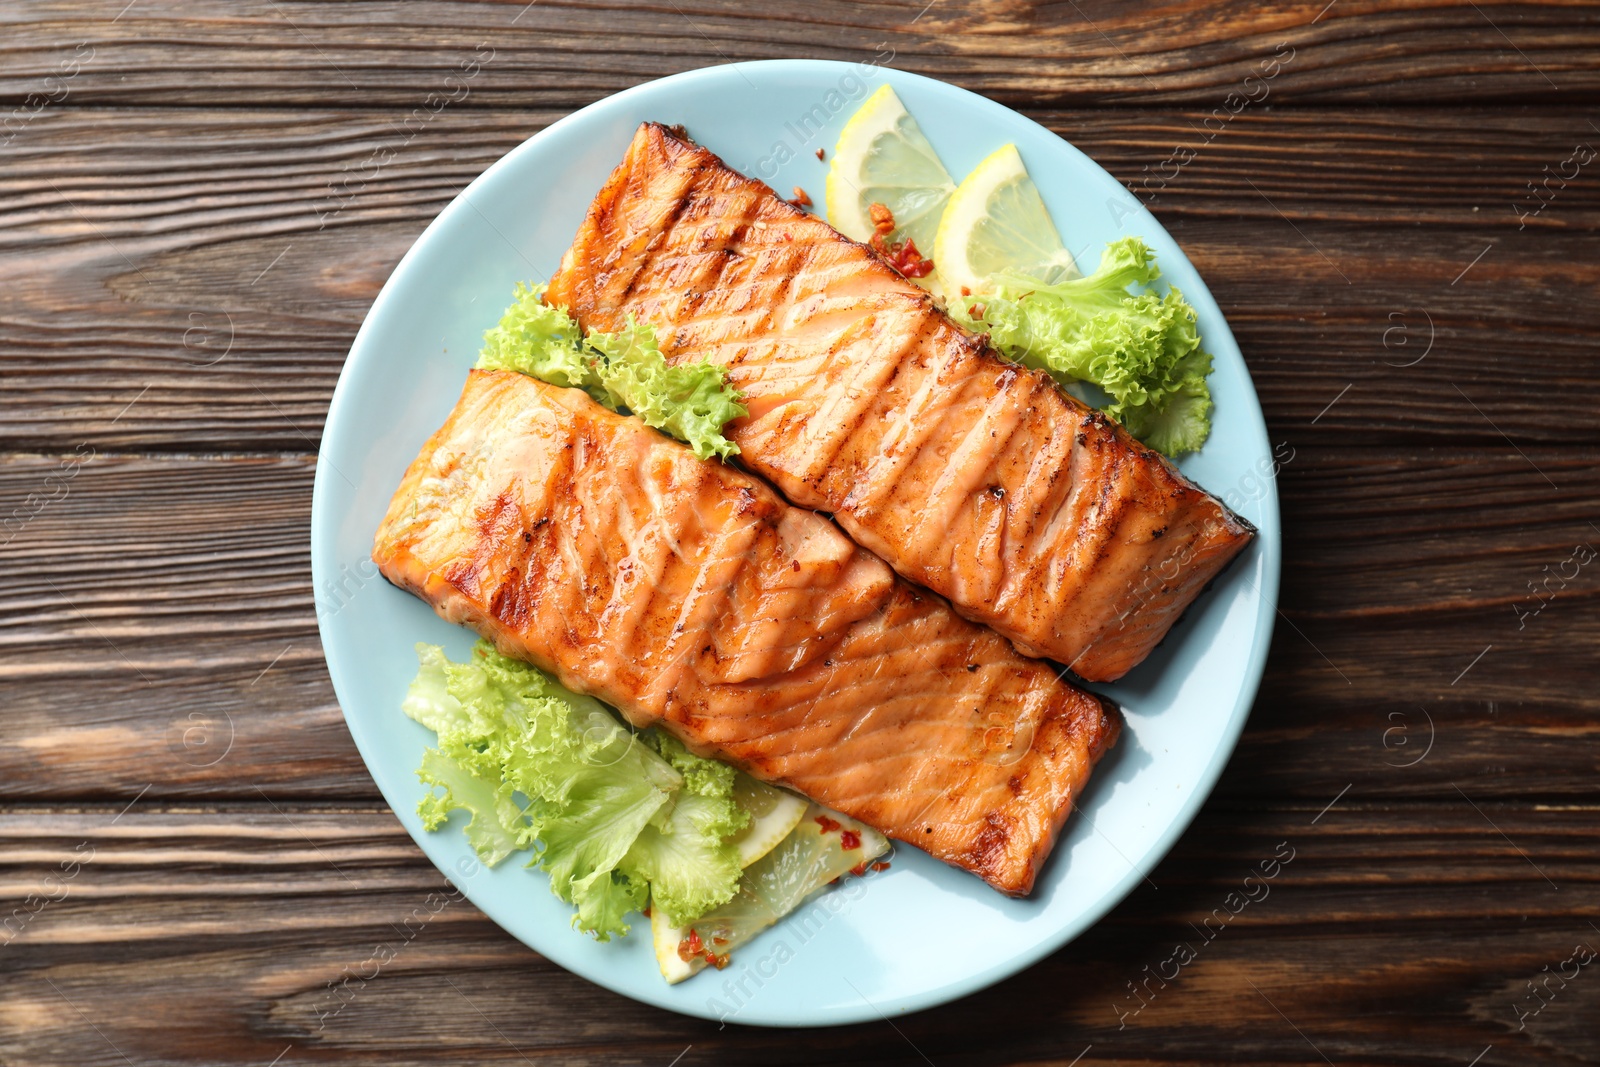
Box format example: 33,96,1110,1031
651,804,889,984
934,143,1076,298
825,84,955,260
727,773,808,869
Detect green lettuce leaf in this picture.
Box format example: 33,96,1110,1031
570,869,650,939
400,642,471,735
477,282,597,395
585,319,747,461
518,731,672,930
415,745,524,867
952,236,1214,456
620,731,749,925
402,641,747,941
1114,347,1214,457
646,730,745,811
623,792,747,925
475,285,745,461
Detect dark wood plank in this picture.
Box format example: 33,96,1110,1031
0,453,365,799
2,451,1596,802
1,805,1594,1064
1227,443,1600,801
4,107,1600,452
2,1,1597,110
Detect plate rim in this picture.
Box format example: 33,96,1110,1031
311,57,1281,1027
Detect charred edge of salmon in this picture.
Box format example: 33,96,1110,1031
629,121,1260,545
1139,523,1259,665
974,690,1121,897
629,121,943,301
1086,691,1123,765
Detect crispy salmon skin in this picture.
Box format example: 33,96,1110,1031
373,371,1120,895
545,123,1255,681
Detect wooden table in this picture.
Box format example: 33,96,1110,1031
4,2,1597,1063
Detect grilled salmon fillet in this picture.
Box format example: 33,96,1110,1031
374,370,1120,896
544,122,1255,681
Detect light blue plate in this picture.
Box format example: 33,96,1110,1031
312,60,1280,1028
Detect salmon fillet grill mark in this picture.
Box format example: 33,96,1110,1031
374,370,1121,896
545,122,1256,682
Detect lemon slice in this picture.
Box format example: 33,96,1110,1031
934,143,1077,298
726,773,808,869
651,804,889,984
825,84,956,260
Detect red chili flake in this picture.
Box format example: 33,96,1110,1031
829,877,841,885
850,861,869,877
969,303,987,319
960,286,972,297
642,905,651,918
790,186,813,208
792,560,801,572
709,952,731,969
712,935,728,946
815,814,842,834
865,202,935,278
815,147,826,161
872,861,891,872
840,828,862,851
893,238,936,278
677,929,704,963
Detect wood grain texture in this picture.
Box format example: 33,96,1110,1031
2,452,1595,802
4,107,1600,452
1,805,1595,1065
2,1,1599,109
